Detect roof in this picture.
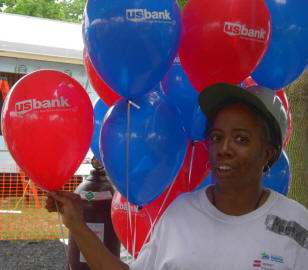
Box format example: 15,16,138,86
0,12,84,64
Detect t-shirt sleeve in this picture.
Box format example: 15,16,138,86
293,212,308,270
293,246,308,270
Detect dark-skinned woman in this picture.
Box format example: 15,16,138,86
46,83,308,270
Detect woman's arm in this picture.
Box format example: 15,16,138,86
45,191,129,270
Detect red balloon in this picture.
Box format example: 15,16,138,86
173,140,210,192
178,0,271,92
276,89,290,113
83,50,120,106
275,89,292,148
111,191,151,258
111,187,179,258
1,70,94,191
283,110,292,148
243,76,258,87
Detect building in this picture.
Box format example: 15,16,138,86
0,12,97,174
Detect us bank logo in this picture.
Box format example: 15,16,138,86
224,21,267,43
126,9,173,23
15,96,71,114
113,202,139,213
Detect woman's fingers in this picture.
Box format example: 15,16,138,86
45,191,74,212
45,190,84,229
45,193,57,212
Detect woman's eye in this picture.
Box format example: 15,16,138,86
210,134,220,142
236,136,248,143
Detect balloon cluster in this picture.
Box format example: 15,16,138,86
2,0,304,259
83,0,301,257
179,0,308,91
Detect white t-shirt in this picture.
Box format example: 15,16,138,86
130,187,308,270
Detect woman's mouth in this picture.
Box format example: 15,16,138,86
214,164,234,177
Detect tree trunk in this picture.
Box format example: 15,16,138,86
285,68,308,208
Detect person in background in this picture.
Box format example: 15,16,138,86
46,83,308,270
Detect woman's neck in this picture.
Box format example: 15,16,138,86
206,184,269,216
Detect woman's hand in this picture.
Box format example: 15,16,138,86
46,190,129,270
45,191,85,231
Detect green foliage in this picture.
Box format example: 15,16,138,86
59,0,86,22
0,0,86,23
1,0,187,21
285,69,308,208
177,0,188,10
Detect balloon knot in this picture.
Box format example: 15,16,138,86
128,99,140,109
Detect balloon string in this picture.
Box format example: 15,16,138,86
20,183,72,269
54,199,72,270
128,99,140,109
126,211,130,263
126,100,132,231
14,181,30,210
143,206,154,235
136,206,154,256
188,142,195,191
132,210,137,259
141,176,177,249
126,100,133,262
140,141,189,248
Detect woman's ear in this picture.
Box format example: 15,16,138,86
264,145,275,166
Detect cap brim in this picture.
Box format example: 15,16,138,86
198,83,271,124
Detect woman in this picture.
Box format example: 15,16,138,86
46,83,308,270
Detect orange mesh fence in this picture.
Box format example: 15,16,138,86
0,76,10,100
0,162,83,240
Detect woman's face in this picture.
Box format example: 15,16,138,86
208,103,274,188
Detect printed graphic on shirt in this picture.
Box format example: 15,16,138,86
265,215,308,249
252,252,284,269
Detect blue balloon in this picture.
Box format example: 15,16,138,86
83,0,182,99
252,0,308,89
101,91,188,205
262,149,291,196
90,98,109,164
161,56,207,141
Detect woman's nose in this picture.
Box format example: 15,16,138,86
217,137,233,157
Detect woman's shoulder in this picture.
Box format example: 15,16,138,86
171,187,207,207
269,189,308,225
160,187,208,219
272,190,308,211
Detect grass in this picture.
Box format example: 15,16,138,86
0,197,68,240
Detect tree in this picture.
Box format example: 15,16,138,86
177,0,187,10
60,0,86,22
0,0,186,22
285,69,308,208
0,0,86,23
